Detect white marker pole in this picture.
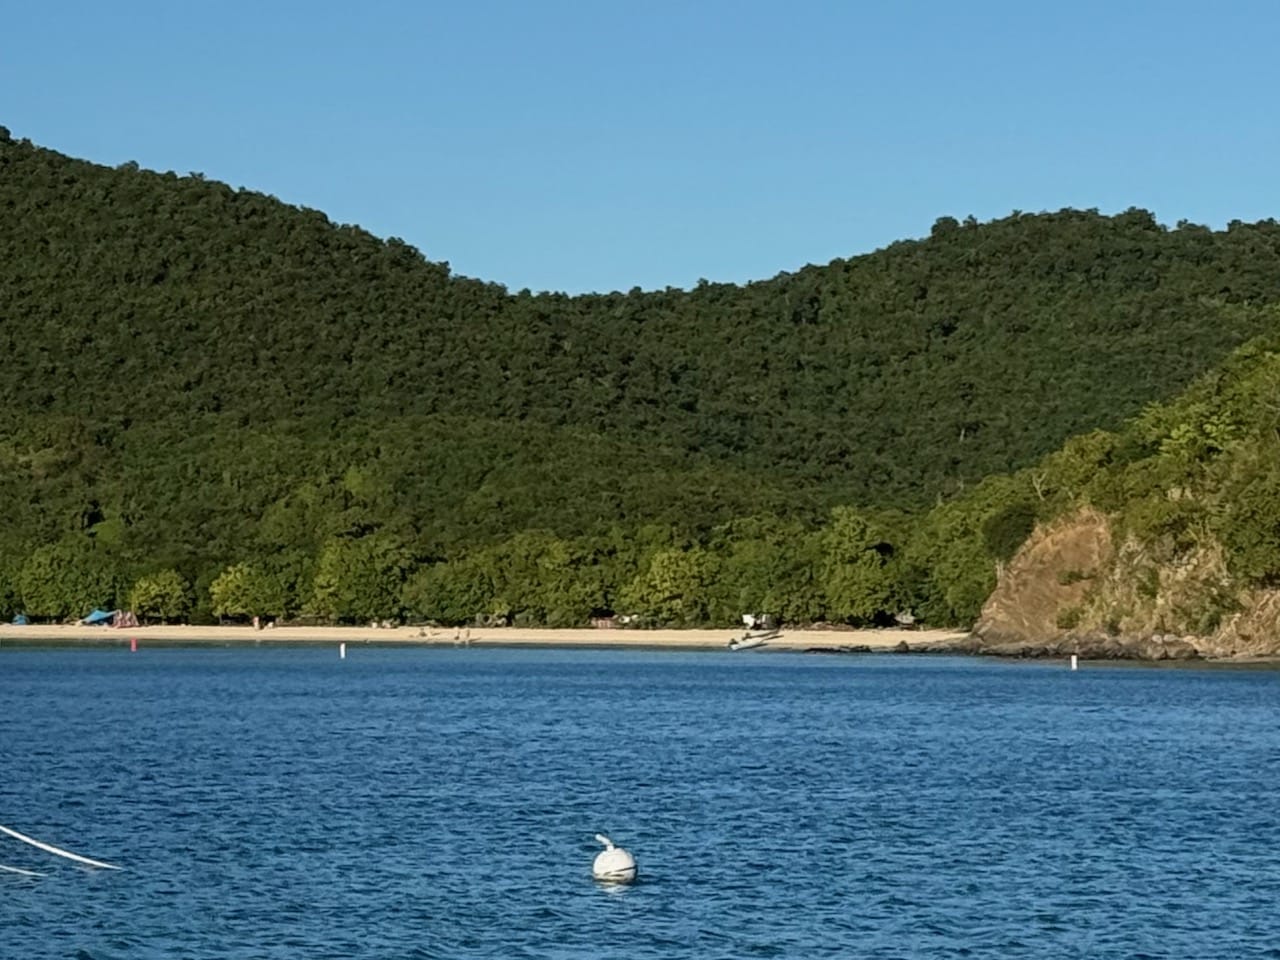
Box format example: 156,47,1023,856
340,642,346,660
1070,654,1078,671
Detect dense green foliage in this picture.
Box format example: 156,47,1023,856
918,319,1280,629
1027,325,1280,578
3,128,1280,625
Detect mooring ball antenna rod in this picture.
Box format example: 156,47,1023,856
0,823,121,870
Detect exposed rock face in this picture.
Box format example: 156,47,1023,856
971,632,1201,660
969,507,1280,660
973,508,1113,646
1206,588,1280,658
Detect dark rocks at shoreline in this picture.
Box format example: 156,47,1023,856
968,629,1202,661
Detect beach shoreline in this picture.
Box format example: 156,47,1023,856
4,624,1276,666
0,623,967,651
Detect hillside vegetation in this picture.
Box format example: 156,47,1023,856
966,326,1280,657
3,126,1280,627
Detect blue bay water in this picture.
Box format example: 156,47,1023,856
2,647,1279,959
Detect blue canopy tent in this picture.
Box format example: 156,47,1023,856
80,609,118,626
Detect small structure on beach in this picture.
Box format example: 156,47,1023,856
78,609,139,628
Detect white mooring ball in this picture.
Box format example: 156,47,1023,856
592,833,637,884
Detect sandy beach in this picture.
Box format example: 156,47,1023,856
0,622,969,651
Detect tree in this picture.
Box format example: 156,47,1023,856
402,557,492,625
18,539,120,621
708,516,826,625
0,557,23,621
305,536,411,623
820,507,899,624
129,569,192,622
619,547,718,625
208,552,312,621
906,474,1035,625
209,563,277,620
981,502,1037,563
472,531,607,626
1210,441,1280,584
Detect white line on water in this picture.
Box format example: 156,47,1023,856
0,823,121,870
0,862,46,877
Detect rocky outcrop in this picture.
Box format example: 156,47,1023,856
1205,588,1280,659
971,631,1201,660
973,508,1113,646
969,506,1280,661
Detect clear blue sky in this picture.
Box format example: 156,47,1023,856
5,0,1278,294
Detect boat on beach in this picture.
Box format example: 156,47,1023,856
728,614,780,651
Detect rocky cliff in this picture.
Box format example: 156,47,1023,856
967,507,1280,660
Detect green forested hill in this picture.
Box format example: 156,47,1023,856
2,127,1280,623
953,324,1280,655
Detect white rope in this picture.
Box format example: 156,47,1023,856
0,823,120,870
0,862,45,877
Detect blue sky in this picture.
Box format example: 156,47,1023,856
5,1,1278,294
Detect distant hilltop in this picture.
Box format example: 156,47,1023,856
3,129,1280,640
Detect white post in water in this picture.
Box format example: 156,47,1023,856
340,642,346,660
1070,654,1078,671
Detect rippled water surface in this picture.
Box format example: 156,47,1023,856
3,647,1280,958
